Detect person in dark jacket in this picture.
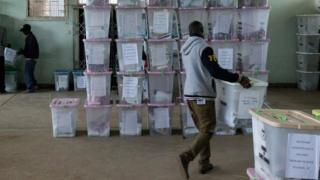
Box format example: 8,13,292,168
177,21,251,180
19,24,39,93
0,26,7,94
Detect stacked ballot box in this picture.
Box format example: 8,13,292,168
117,104,144,136
296,15,320,91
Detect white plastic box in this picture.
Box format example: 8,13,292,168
180,103,198,138
208,0,238,8
238,0,268,7
208,9,237,40
116,72,145,104
297,14,320,34
238,40,270,71
116,7,147,39
148,103,174,136
148,71,175,103
84,6,111,39
178,8,208,39
238,7,270,40
215,78,268,128
84,0,109,6
147,7,176,39
50,98,80,137
5,70,17,92
250,109,320,180
85,71,112,105
179,0,206,7
296,70,320,91
240,70,269,82
54,70,70,91
85,103,112,137
117,104,144,136
208,40,239,71
83,39,111,73
147,39,176,71
117,0,146,7
296,52,320,71
73,70,86,91
297,34,320,53
147,0,177,7
116,39,144,72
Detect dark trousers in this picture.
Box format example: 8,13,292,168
24,59,37,90
0,56,5,92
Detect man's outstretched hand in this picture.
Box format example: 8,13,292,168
239,76,251,89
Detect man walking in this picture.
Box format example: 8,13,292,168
19,24,39,93
0,26,6,94
177,21,251,179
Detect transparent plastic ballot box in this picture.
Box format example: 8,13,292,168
238,7,270,40
147,7,177,39
297,34,320,53
117,104,144,136
179,0,207,8
83,38,111,73
180,103,198,138
238,0,269,8
296,70,320,91
297,14,320,34
208,8,238,41
249,109,320,180
208,0,238,8
116,7,147,39
117,0,146,7
116,39,145,72
147,0,178,7
85,71,112,105
54,70,71,92
215,78,268,128
148,103,174,136
116,71,145,104
50,98,80,137
84,5,111,39
84,103,112,137
84,0,109,6
72,70,86,91
238,70,269,82
296,52,320,71
5,70,17,92
147,71,175,104
147,39,176,71
178,8,209,39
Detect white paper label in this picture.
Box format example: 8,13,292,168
153,10,170,34
238,91,260,118
213,14,233,34
285,134,320,179
218,48,234,70
122,110,138,135
57,112,73,134
122,77,139,99
154,108,170,129
90,76,106,96
4,48,17,63
76,76,86,89
58,75,68,89
122,43,139,66
90,48,105,65
150,44,168,67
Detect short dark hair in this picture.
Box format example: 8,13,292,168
189,21,204,37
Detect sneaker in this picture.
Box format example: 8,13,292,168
199,163,214,174
177,154,190,179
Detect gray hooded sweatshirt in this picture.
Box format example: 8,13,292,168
181,36,216,100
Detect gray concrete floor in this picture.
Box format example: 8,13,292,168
0,87,319,180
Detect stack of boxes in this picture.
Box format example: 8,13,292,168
296,14,320,91
115,0,147,136
83,1,113,137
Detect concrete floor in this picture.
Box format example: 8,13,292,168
0,87,319,180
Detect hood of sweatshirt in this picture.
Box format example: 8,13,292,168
180,36,205,56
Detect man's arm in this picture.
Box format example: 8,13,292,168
201,47,240,82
